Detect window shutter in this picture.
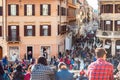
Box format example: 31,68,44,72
16,26,19,40
48,25,51,36
115,5,118,13
16,25,19,36
64,8,66,16
104,5,106,13
111,21,113,31
8,26,11,40
8,26,11,36
115,4,120,13
48,4,51,15
0,7,3,16
16,5,19,16
58,25,59,35
115,21,117,31
32,5,35,16
32,25,35,36
104,20,106,30
58,5,59,15
40,4,43,15
100,20,102,30
24,5,27,16
8,5,11,16
40,25,43,36
0,26,2,36
100,5,103,14
24,25,27,36
109,5,113,13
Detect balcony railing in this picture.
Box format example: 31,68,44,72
7,36,20,42
96,30,120,38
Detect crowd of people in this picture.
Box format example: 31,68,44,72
0,35,120,80
0,47,120,80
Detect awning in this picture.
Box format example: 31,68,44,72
104,45,110,49
116,45,120,49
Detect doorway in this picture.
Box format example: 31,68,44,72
9,46,19,61
41,46,51,61
27,46,33,60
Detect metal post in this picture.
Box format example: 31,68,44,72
60,0,61,27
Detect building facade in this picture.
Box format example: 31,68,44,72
97,0,120,56
0,0,90,60
0,0,3,59
65,0,78,50
2,0,68,61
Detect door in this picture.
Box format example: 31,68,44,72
41,46,51,61
0,46,2,59
27,46,33,60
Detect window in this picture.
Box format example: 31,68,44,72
115,21,120,31
24,25,35,36
0,7,3,16
8,25,19,41
0,26,2,36
106,21,110,25
40,25,51,36
115,4,120,13
104,21,112,31
40,4,51,15
24,4,35,16
58,5,66,16
27,26,32,36
8,4,19,16
104,4,113,13
61,7,66,16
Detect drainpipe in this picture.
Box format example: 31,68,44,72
60,0,61,27
2,0,7,57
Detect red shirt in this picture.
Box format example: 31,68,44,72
24,72,30,80
80,70,85,76
88,58,114,80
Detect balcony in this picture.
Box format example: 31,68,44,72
7,36,20,42
68,2,77,9
96,30,120,38
58,25,70,35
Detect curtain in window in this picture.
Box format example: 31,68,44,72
43,5,48,15
11,5,16,16
27,5,32,16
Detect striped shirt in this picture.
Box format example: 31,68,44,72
88,58,114,80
